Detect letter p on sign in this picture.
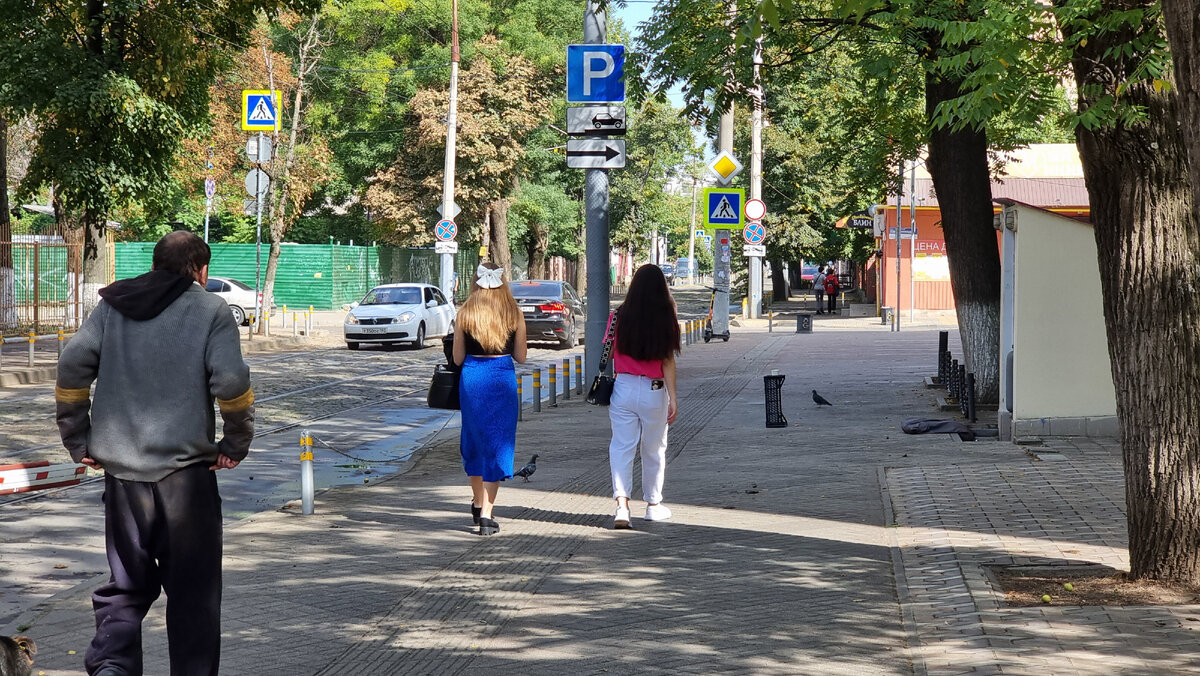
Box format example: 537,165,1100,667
567,45,625,103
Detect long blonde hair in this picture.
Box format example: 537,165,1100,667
458,263,522,352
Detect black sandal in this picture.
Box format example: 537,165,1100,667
478,517,500,536
471,503,481,525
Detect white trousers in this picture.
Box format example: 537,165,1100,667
608,374,670,503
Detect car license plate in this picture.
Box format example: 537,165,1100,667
360,326,386,334
521,305,536,313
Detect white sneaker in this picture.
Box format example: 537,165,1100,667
644,503,673,521
614,506,632,529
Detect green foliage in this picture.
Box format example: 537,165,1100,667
509,181,581,258
0,0,317,224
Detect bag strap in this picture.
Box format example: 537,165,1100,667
598,310,618,372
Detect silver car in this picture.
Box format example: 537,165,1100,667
344,283,456,350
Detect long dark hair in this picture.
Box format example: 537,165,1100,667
616,264,681,361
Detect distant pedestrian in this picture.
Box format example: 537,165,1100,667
813,266,827,314
824,267,841,314
453,262,528,536
55,231,255,676
607,264,681,528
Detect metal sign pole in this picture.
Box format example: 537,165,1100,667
894,160,903,332
583,0,610,384
254,131,264,329
748,24,764,319
439,0,460,298
688,179,697,286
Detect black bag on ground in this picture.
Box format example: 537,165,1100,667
587,311,618,406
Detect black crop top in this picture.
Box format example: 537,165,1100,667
463,329,516,356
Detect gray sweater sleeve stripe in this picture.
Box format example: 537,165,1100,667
207,306,255,461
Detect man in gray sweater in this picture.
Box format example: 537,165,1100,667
56,231,254,676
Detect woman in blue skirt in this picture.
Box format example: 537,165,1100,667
452,263,527,535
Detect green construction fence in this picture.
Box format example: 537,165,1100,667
114,243,480,310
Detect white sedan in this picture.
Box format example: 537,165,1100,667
344,283,456,350
205,276,269,326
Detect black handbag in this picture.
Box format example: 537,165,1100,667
586,311,618,406
428,364,461,410
428,335,460,410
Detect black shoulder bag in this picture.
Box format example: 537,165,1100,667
586,311,618,406
428,335,460,410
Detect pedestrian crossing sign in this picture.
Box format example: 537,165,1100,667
241,90,281,131
701,187,744,229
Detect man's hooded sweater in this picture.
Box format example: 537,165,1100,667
56,270,255,482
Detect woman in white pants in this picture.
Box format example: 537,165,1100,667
607,264,681,528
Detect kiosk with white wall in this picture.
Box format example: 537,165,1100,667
996,199,1118,439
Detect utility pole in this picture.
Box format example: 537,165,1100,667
748,24,764,318
583,0,610,384
893,159,903,331
909,157,916,323
688,178,697,286
710,0,737,338
439,0,460,298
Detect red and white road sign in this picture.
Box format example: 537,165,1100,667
744,198,766,221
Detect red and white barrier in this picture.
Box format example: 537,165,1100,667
0,461,88,495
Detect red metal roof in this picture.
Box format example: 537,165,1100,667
898,177,1090,209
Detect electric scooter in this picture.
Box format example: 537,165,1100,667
702,285,731,343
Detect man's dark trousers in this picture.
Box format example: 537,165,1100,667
827,292,837,314
86,463,223,676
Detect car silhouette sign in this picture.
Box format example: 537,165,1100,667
566,106,627,136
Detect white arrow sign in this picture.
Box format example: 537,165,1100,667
436,202,462,219
566,139,626,169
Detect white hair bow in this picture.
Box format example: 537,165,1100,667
476,265,504,289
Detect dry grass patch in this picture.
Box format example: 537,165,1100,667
992,566,1200,607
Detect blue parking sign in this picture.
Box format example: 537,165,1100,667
566,45,625,103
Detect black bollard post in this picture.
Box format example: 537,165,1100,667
966,372,977,422
949,359,960,401
937,331,948,382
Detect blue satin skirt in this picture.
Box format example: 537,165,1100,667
459,355,517,482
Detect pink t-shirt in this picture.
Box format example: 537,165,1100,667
606,312,664,378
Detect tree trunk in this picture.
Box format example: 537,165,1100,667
488,198,512,277
923,71,1001,404
1,115,16,330
528,221,548,279
770,258,788,300
1161,0,1200,228
1069,2,1200,582
81,208,107,313
575,216,586,296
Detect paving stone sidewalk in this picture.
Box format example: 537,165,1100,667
8,310,1192,675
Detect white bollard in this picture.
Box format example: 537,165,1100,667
300,429,315,515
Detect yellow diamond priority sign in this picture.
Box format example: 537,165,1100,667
708,151,743,185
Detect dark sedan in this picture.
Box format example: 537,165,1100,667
510,280,585,348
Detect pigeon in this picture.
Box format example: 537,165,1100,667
514,454,539,482
812,390,833,406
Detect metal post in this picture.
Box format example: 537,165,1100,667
439,0,461,297
57,329,64,358
533,368,542,413
894,160,903,332
748,24,764,319
909,159,917,323
27,332,34,367
300,429,315,515
248,317,254,341
689,179,697,285
292,312,298,337
575,355,583,395
549,363,557,407
264,310,271,337
563,358,571,400
254,132,264,334
584,0,611,387
768,311,773,332
517,373,524,421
